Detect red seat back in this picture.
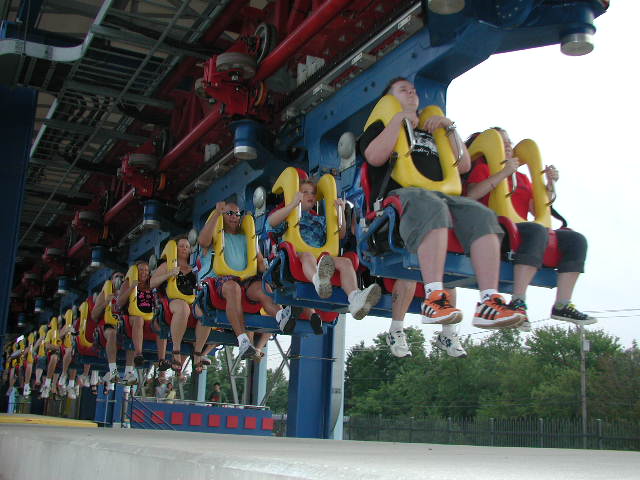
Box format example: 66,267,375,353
124,314,159,341
203,277,262,314
159,295,198,328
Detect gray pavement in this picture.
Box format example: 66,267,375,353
1,424,639,479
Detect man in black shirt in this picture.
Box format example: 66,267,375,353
360,78,523,357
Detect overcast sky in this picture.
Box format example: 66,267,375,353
267,2,639,368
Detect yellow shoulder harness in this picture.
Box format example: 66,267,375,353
468,129,551,227
209,211,258,280
17,339,25,366
26,332,35,364
364,95,461,195
37,325,47,356
77,301,93,349
48,316,61,347
125,265,154,320
63,308,74,348
100,280,119,327
271,166,339,258
160,240,196,304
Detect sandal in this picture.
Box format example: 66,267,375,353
157,359,171,372
252,350,265,362
170,351,182,373
192,352,204,375
193,361,204,375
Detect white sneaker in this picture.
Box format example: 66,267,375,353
434,332,467,358
40,384,51,399
238,339,257,360
102,369,120,383
23,384,31,396
74,384,80,397
123,371,138,386
78,374,89,387
276,305,293,331
518,320,532,332
57,373,67,386
58,384,67,397
386,330,412,358
68,386,77,399
312,255,335,298
348,284,382,320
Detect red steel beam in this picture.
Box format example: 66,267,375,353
158,108,223,172
68,237,87,258
104,188,136,224
255,0,351,81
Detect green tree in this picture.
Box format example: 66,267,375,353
344,327,426,413
589,345,640,420
344,325,636,421
265,368,289,414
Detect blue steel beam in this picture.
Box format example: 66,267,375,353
287,324,335,438
0,85,36,338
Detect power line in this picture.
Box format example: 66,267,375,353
585,308,640,313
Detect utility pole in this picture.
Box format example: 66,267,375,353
579,325,590,449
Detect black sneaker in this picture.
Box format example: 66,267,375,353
309,313,323,335
551,303,597,325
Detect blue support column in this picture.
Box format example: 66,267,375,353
0,85,37,339
329,315,346,440
287,327,334,438
251,343,267,405
196,369,207,402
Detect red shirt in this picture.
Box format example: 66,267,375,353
466,160,532,219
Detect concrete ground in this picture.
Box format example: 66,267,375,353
1,424,639,480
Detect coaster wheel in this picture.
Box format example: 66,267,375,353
128,153,158,171
255,23,278,63
216,52,257,80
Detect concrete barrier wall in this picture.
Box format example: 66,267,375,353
2,424,640,480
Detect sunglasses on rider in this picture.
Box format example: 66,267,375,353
224,210,243,217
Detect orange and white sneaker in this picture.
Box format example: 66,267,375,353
473,294,524,329
421,290,463,325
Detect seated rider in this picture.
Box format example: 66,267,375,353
39,317,62,398
198,201,291,360
151,237,212,374
116,261,166,385
93,271,125,384
57,309,79,398
32,324,48,389
21,331,35,396
267,177,382,320
360,77,523,359
464,126,595,327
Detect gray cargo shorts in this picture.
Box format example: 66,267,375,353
389,187,503,254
